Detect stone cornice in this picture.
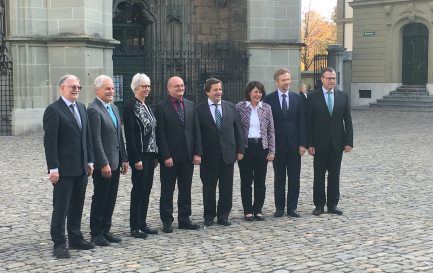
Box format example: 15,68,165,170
5,35,120,48
245,39,305,48
350,0,409,8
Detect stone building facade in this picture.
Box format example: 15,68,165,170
338,0,433,106
1,0,301,135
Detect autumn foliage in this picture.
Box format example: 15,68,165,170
301,11,337,71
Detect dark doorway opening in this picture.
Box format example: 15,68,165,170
402,23,428,85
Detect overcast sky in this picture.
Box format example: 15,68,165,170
301,0,337,20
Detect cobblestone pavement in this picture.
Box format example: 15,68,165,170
1,109,433,273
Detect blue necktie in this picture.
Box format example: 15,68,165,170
327,91,333,115
107,104,118,128
214,104,222,129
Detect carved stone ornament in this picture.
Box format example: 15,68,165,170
167,5,182,23
216,0,228,7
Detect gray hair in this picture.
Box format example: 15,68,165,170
94,75,112,90
59,74,80,87
131,73,151,92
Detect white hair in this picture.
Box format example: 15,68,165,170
94,75,113,90
58,74,80,87
130,73,151,93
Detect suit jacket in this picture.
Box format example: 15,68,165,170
264,91,306,151
123,98,157,165
155,97,202,164
235,101,275,155
43,97,94,177
196,100,244,165
307,90,353,151
87,98,128,170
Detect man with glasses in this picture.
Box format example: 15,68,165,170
307,67,353,216
43,74,95,258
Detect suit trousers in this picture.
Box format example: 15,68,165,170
238,140,268,214
313,148,343,209
159,160,194,224
51,175,88,247
130,152,156,230
273,145,301,211
201,159,234,221
90,167,120,236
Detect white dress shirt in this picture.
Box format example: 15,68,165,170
246,101,262,138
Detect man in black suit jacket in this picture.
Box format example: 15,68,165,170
43,74,95,259
264,68,306,218
196,78,244,226
155,76,202,233
307,67,353,216
87,75,128,246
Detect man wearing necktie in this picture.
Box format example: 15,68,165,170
87,75,129,246
264,69,306,218
196,78,244,227
43,74,95,258
307,67,353,216
155,76,202,233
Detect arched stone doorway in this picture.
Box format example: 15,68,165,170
402,23,428,85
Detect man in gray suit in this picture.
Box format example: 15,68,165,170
88,75,128,246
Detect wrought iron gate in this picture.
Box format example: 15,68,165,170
112,43,250,116
313,54,327,91
0,0,13,136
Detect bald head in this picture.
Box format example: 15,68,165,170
167,76,185,99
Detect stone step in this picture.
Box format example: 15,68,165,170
379,96,433,102
390,90,429,96
370,102,433,108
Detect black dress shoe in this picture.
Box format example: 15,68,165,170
141,226,158,234
162,223,173,233
131,229,148,239
104,232,122,243
287,209,300,217
53,245,70,259
274,210,284,217
69,239,95,250
244,214,254,221
91,234,110,246
254,213,265,221
328,207,343,215
204,219,214,226
178,221,200,230
312,207,324,216
217,219,231,226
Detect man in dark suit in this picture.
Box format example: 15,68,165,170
307,67,353,216
155,76,202,233
196,78,244,226
264,68,306,218
87,75,129,246
43,74,95,259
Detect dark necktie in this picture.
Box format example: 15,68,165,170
106,104,118,128
327,91,333,115
281,93,288,117
69,103,82,129
214,103,222,129
176,100,185,125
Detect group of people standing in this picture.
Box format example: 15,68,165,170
43,66,353,259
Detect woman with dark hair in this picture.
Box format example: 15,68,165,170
236,81,275,221
123,73,158,238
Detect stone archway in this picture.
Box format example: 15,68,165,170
402,23,428,85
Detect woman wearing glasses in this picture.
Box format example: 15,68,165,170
123,73,158,238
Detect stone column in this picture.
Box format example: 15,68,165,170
247,0,302,92
327,44,346,91
7,0,118,135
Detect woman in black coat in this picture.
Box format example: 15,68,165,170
123,73,158,238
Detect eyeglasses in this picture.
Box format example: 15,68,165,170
140,85,151,89
323,77,336,80
69,85,82,90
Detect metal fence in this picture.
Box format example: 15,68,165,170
0,0,13,136
112,43,250,117
313,54,327,91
